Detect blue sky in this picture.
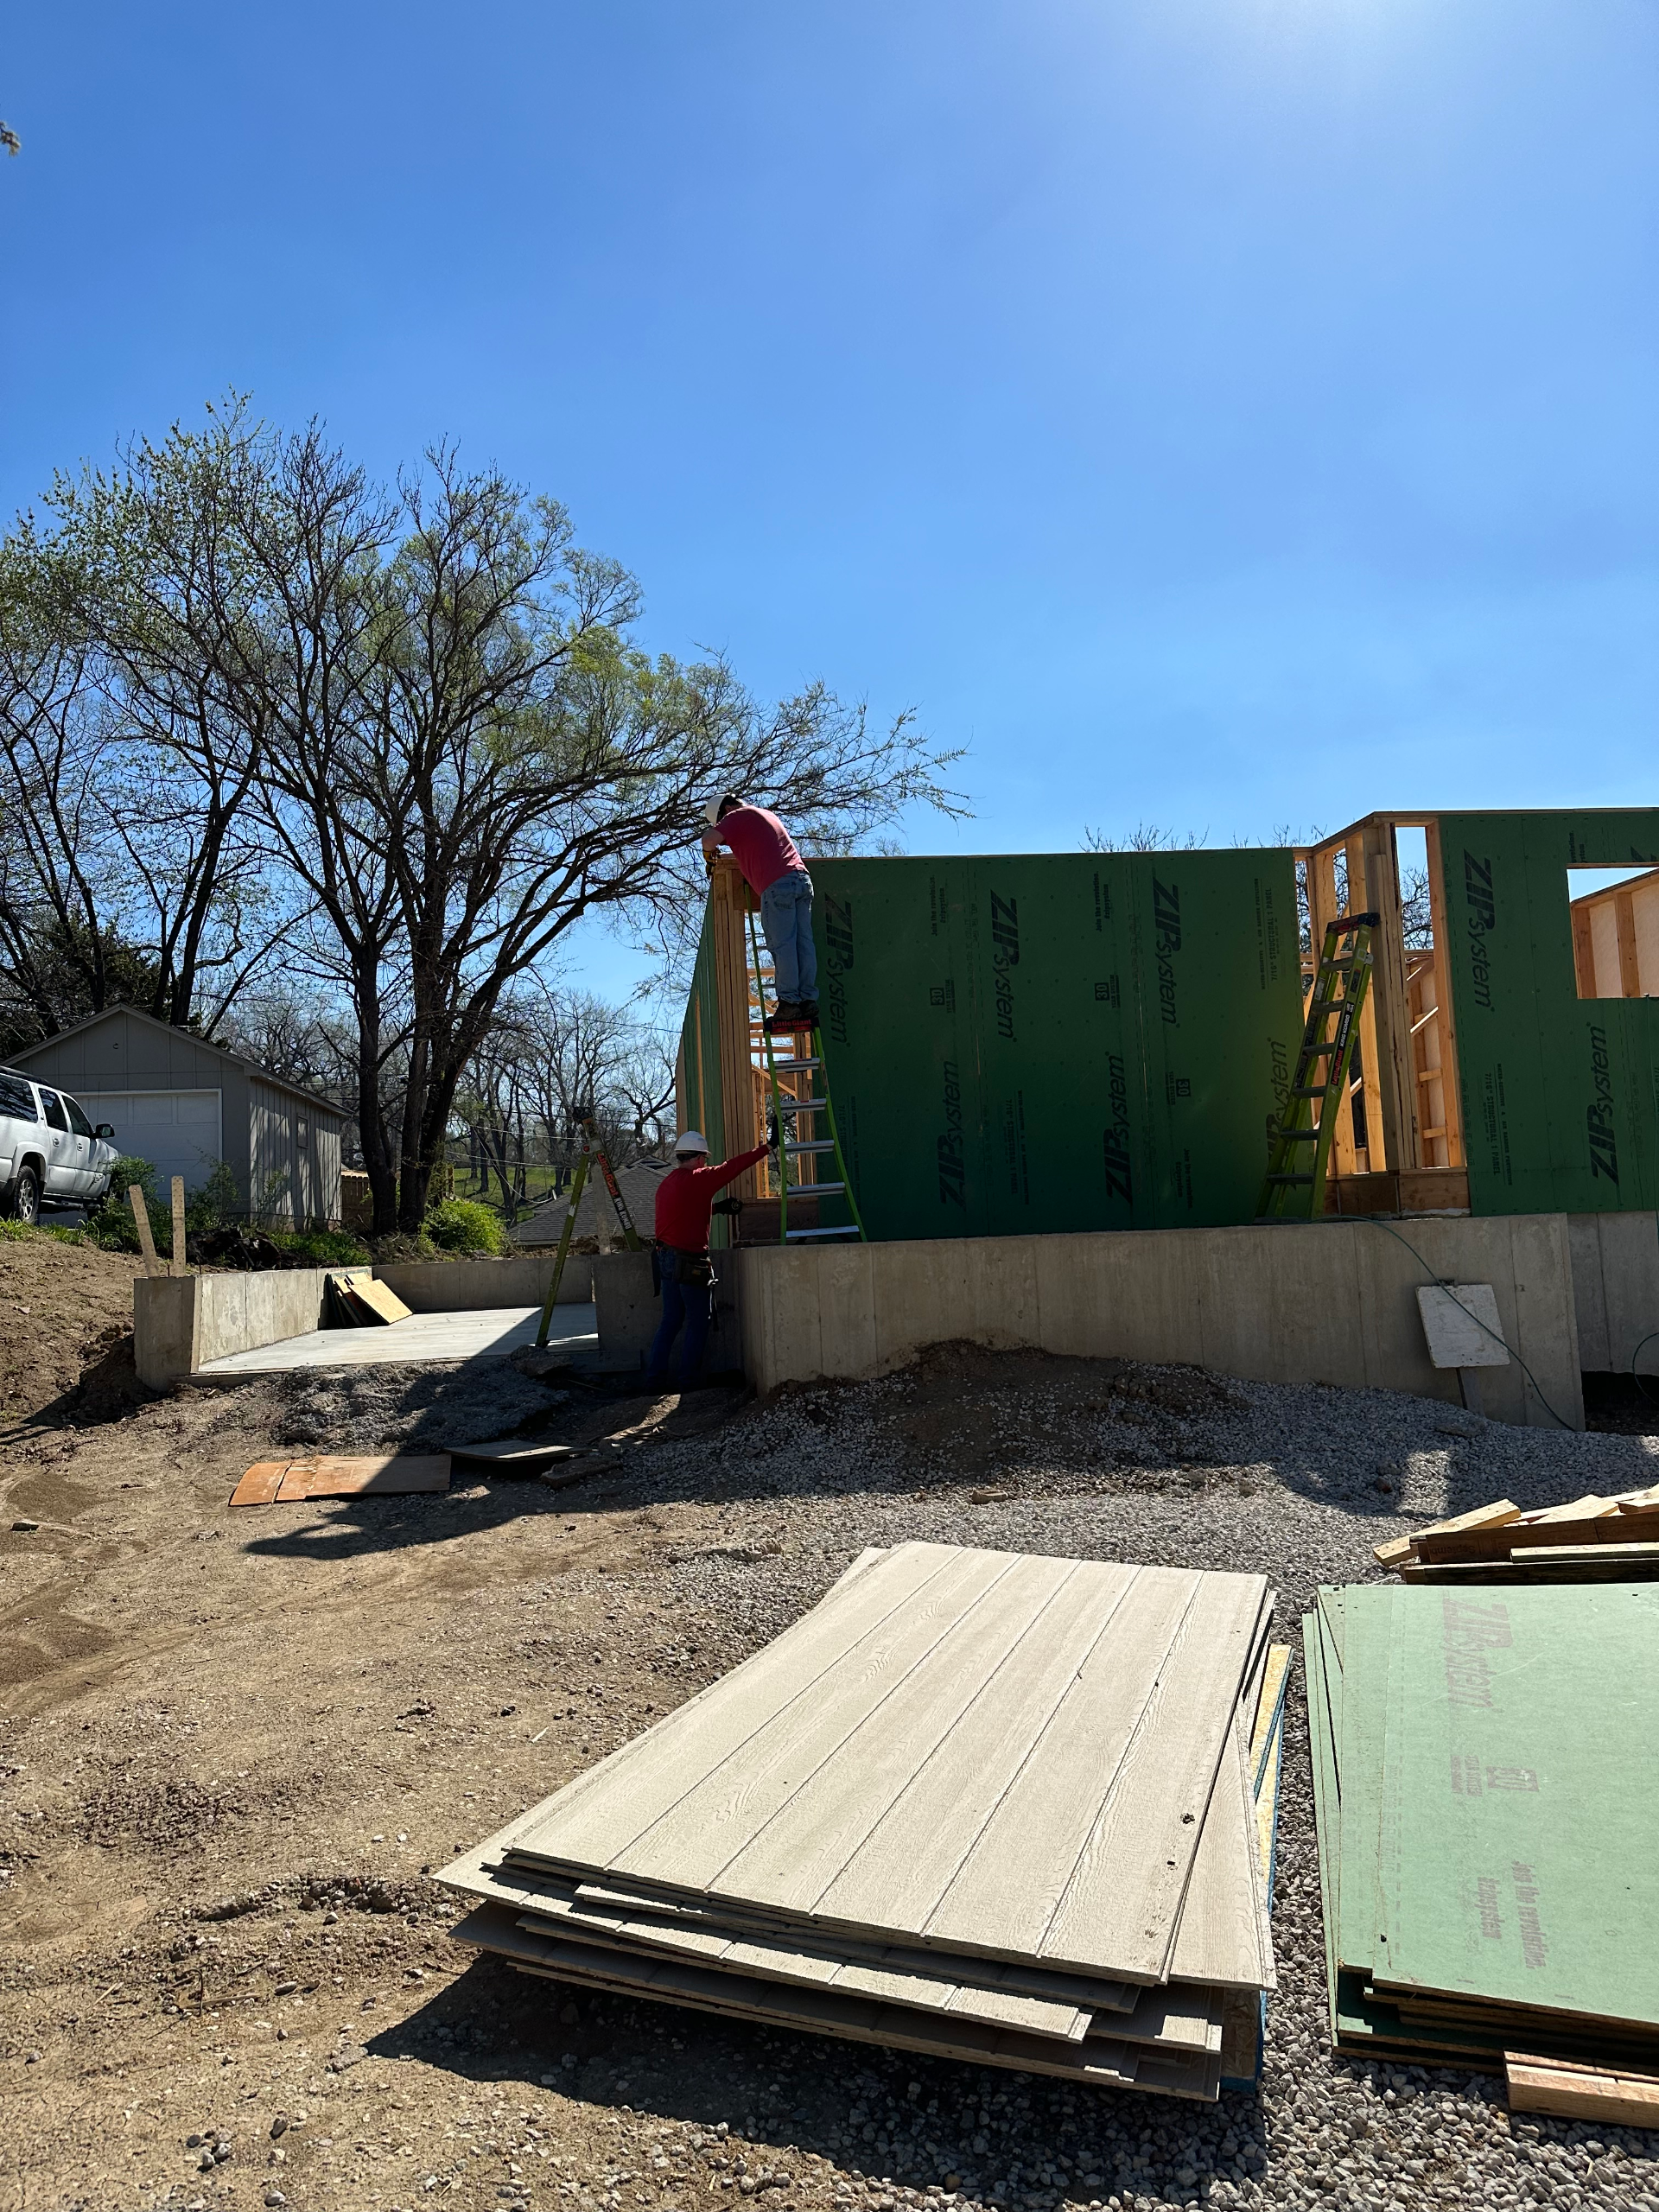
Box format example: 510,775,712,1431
3,1,1656,999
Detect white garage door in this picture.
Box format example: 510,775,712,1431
89,1090,224,1193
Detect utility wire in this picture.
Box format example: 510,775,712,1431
1352,1213,1578,1433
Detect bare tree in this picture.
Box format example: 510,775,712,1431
13,402,968,1236
0,602,132,1044
1081,822,1209,853
1,409,300,1038
234,430,964,1231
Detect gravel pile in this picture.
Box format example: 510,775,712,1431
271,1362,569,1452
553,1347,1659,2211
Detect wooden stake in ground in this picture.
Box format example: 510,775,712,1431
129,1186,162,1277
170,1176,187,1274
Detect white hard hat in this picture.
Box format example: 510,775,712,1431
702,798,722,825
675,1129,710,1155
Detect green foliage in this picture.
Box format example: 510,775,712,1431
84,1155,168,1252
186,1160,241,1231
264,1226,372,1266
423,1198,507,1255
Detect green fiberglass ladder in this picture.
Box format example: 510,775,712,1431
1256,912,1379,1223
747,912,866,1245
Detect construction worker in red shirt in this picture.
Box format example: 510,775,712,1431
645,1125,772,1389
702,795,817,1033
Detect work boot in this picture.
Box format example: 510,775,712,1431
763,1001,800,1033
795,1001,820,1029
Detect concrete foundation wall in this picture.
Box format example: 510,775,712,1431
198,1268,336,1370
733,1215,1586,1429
132,1276,202,1390
1567,1212,1659,1373
372,1255,595,1312
593,1250,745,1376
135,1255,598,1389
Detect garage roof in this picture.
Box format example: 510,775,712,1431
8,1004,346,1122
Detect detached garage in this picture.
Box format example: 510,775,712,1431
11,1006,346,1226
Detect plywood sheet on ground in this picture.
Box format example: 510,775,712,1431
231,1454,450,1505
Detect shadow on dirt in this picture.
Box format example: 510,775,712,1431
370,1955,1262,2208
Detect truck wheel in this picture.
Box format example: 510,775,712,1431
10,1163,41,1226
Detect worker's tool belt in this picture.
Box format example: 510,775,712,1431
664,1246,715,1289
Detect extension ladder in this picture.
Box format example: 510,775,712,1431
747,912,866,1244
1256,912,1379,1223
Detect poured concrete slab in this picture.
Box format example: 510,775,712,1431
196,1304,598,1376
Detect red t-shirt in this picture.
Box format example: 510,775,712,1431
654,1143,769,1252
715,806,804,897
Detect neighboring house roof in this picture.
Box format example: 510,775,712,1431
508,1160,673,1246
9,1004,346,1121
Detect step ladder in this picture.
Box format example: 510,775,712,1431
747,912,866,1244
532,1109,641,1345
1256,912,1379,1223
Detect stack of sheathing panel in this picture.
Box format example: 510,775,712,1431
1304,1583,1659,2074
442,1542,1287,2101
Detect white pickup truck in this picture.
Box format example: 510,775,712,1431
0,1066,122,1224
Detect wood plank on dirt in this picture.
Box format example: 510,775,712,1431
228,1461,295,1508
302,1454,450,1496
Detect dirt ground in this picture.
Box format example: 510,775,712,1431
0,1233,143,1432
3,1236,1656,2212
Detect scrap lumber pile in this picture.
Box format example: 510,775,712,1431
1373,1485,1659,1583
442,1541,1287,2101
323,1270,413,1326
1304,1582,1659,2086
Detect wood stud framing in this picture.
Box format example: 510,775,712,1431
1296,813,1470,1207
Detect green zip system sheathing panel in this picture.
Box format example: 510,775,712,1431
1438,809,1659,1216
808,850,1302,1242
1305,1582,1659,2071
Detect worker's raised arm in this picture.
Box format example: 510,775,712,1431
707,1141,769,1194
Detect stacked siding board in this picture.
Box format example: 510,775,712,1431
441,1542,1287,2100
1304,1582,1659,2072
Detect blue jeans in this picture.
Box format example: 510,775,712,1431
761,868,817,1003
646,1249,711,1386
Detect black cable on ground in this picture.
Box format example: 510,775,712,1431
1351,1212,1579,1432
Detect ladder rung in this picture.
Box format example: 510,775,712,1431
783,1139,837,1154
1276,1128,1319,1141
1288,1085,1331,1097
768,1058,823,1073
785,1180,846,1197
1264,1173,1315,1185
785,1224,862,1240
772,1096,824,1111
